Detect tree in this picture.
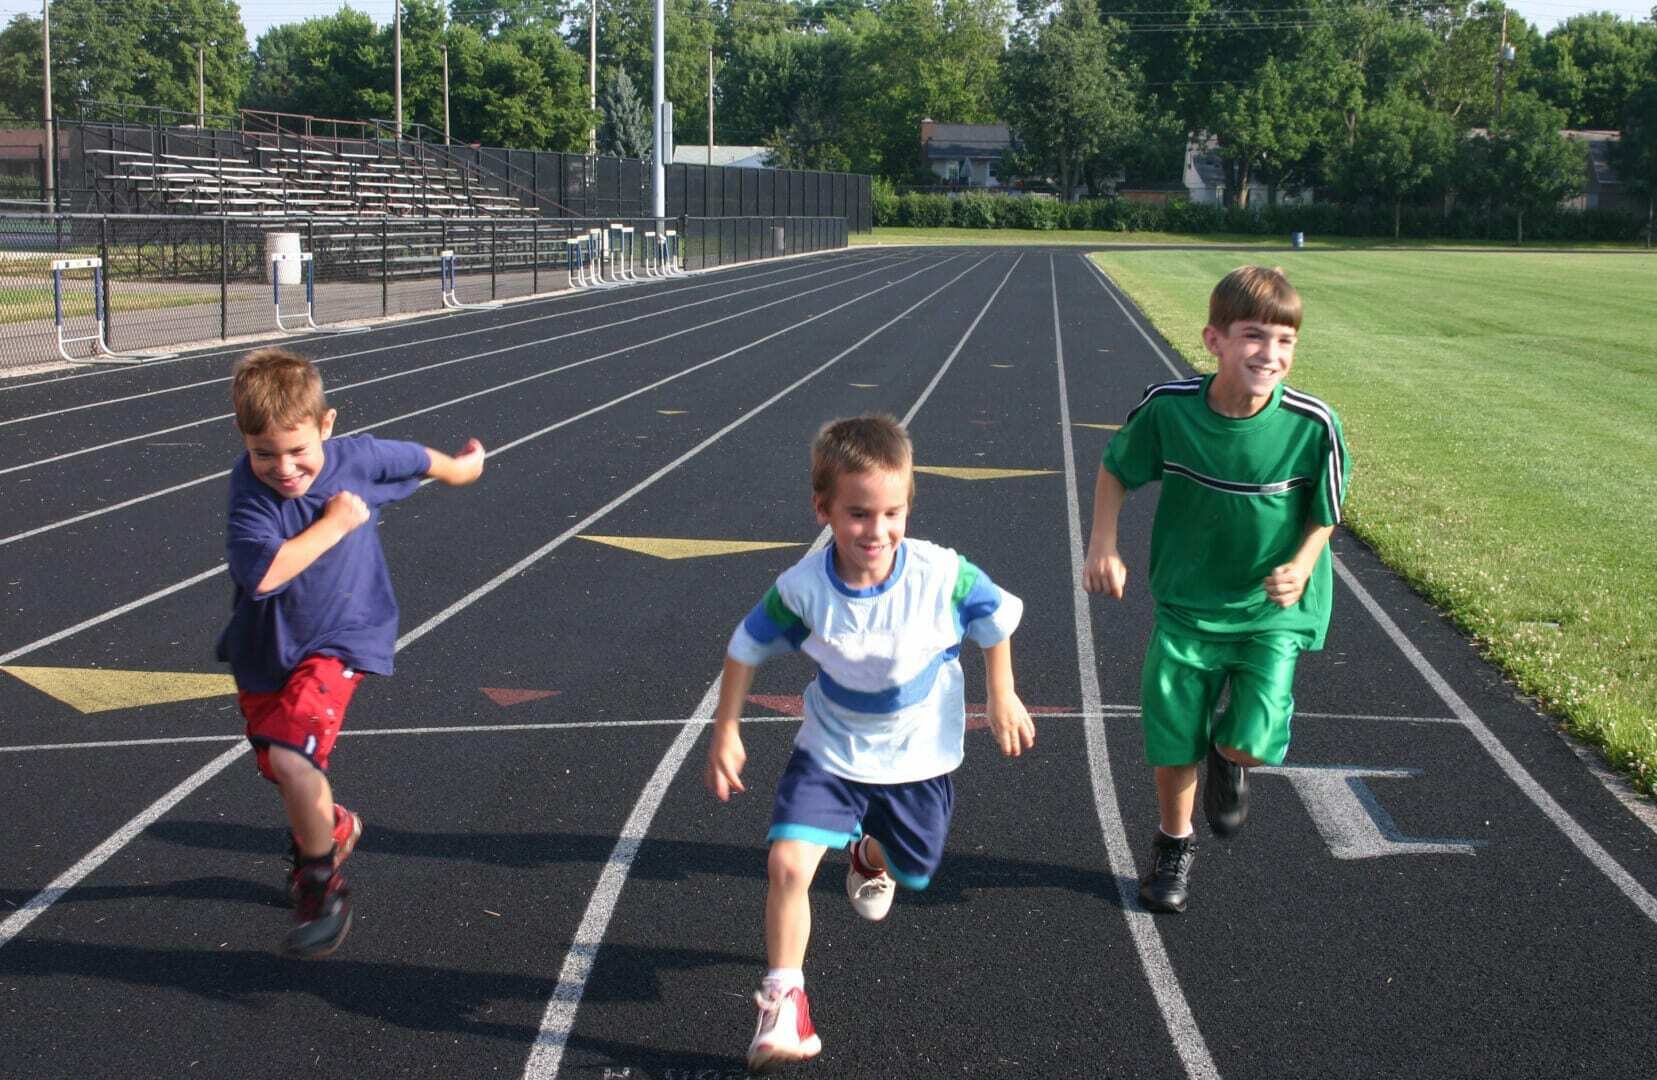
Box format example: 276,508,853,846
247,9,387,121
1487,91,1586,242
0,15,43,118
600,66,652,158
45,0,249,120
1613,79,1657,246
1002,0,1138,200
1341,92,1457,237
1526,13,1657,130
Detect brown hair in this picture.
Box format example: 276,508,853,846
811,414,914,508
231,348,328,434
1208,265,1302,333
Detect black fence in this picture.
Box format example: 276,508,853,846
0,210,851,370
6,110,872,232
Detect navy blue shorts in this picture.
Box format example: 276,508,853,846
768,749,955,890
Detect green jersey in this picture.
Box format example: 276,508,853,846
1103,374,1350,648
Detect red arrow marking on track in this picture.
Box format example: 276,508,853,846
747,694,804,716
482,688,562,707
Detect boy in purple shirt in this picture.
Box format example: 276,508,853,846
217,348,485,958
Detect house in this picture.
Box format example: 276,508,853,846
1562,130,1624,212
919,120,1011,189
1183,135,1312,207
671,145,773,169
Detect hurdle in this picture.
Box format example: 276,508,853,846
271,252,366,335
663,230,686,276
620,225,639,281
48,257,176,364
440,249,503,310
588,229,622,289
642,230,663,278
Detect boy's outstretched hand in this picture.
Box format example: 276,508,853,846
986,692,1035,757
427,438,486,486
705,721,747,801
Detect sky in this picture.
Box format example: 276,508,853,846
1,0,1652,48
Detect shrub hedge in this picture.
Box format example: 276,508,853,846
869,187,1647,243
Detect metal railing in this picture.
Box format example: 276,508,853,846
0,210,850,370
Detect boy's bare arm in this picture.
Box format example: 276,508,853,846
705,656,756,801
254,491,368,594
1082,466,1129,599
1264,522,1338,608
425,438,486,486
982,639,1035,757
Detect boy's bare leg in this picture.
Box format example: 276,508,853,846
765,840,829,969
268,746,335,859
1155,764,1199,836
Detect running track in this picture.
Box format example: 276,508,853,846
1,246,1653,1079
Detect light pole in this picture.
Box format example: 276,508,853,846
197,44,205,128
652,0,664,219
41,0,53,207
588,0,597,155
442,44,450,143
393,1,403,136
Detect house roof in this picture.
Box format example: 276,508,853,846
922,124,1011,161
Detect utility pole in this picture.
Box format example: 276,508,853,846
394,1,403,136
197,44,205,128
707,46,714,166
41,0,53,208
588,0,598,155
1495,9,1513,125
441,45,450,143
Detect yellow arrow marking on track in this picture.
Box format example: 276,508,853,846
849,383,878,388
990,363,1013,368
578,536,805,560
1073,422,1121,430
657,409,687,415
1,666,236,715
914,466,1057,481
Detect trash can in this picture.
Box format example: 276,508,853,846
265,231,302,284
773,224,786,255
1291,231,1305,250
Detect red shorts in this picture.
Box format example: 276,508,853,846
239,655,363,782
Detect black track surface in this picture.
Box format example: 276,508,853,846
1,246,1651,1080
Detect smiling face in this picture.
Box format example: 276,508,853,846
244,409,336,498
815,466,910,589
1203,318,1298,417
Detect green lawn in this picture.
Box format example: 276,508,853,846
1089,249,1657,797
0,279,220,326
856,226,1278,247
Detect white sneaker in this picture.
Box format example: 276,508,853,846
845,839,896,922
747,986,822,1073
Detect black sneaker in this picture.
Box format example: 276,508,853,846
285,862,352,959
1203,745,1249,837
1138,831,1196,913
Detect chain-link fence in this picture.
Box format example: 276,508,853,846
0,211,850,371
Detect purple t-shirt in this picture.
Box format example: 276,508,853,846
216,433,431,693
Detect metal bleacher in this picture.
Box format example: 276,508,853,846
78,109,540,220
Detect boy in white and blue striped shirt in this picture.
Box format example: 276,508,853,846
705,414,1034,1073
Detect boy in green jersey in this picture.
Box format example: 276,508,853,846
1082,265,1350,913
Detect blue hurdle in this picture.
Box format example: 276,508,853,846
49,257,176,364
271,251,366,335
440,249,503,310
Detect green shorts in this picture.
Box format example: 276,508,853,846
1139,625,1307,767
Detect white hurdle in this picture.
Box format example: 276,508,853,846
271,251,366,335
440,249,504,310
48,257,176,364
642,230,663,278
588,229,621,288
663,230,687,276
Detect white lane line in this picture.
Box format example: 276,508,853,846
0,254,982,957
0,255,921,547
1081,255,1657,925
0,253,905,478
0,707,1468,755
0,249,880,402
1053,255,1218,1080
0,740,250,949
521,254,1023,1080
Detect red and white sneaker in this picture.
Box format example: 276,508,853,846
845,838,895,922
288,805,364,901
747,986,822,1073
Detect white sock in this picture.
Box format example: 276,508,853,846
762,968,804,996
1159,827,1194,840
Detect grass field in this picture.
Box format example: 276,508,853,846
856,226,1652,250
1089,249,1657,797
